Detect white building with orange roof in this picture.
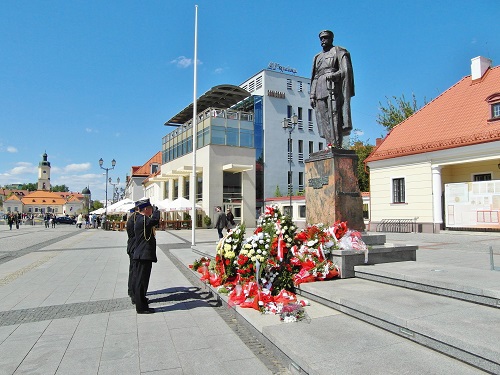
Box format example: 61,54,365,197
2,153,86,217
125,151,162,202
365,56,500,233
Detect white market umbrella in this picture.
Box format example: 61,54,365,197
106,198,134,213
109,201,136,214
156,198,172,212
90,208,105,215
169,197,202,211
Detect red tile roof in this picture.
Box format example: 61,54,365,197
130,152,162,177
365,65,500,162
21,191,67,205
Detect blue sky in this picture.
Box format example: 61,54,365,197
1,0,499,201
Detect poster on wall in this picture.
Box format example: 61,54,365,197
445,181,500,229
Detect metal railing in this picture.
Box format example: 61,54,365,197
376,219,417,233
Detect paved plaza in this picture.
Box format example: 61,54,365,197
0,223,498,374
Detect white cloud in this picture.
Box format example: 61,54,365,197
6,146,18,153
64,163,91,173
10,162,37,175
171,56,192,68
170,56,203,68
214,67,224,74
354,130,365,136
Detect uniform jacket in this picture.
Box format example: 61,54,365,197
133,209,160,262
126,212,137,255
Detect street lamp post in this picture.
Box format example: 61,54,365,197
108,177,120,203
99,158,116,216
282,114,298,218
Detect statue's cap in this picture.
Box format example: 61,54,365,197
318,30,334,38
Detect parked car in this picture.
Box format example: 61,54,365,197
55,216,76,225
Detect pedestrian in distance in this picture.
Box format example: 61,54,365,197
215,206,227,240
226,208,235,232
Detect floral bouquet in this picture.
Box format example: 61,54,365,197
279,303,307,323
216,224,246,281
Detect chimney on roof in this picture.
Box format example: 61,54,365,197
471,56,492,80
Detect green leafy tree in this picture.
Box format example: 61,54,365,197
377,93,426,131
274,185,282,197
51,184,69,192
91,200,103,211
350,141,374,192
20,183,38,191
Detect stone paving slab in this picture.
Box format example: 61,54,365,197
354,261,500,299
171,245,488,374
0,229,278,375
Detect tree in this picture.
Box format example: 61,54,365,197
350,141,374,192
376,93,425,131
52,184,69,192
274,185,282,197
20,183,37,191
91,200,103,211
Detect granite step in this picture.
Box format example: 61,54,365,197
354,261,500,308
172,247,489,375
298,278,500,374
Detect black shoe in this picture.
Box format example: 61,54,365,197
131,299,136,305
137,308,155,314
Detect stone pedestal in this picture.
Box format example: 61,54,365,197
305,149,365,231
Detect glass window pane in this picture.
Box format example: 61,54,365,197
211,126,225,144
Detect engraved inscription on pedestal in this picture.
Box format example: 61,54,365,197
305,149,364,231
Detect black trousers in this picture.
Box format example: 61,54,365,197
133,260,152,312
128,255,134,298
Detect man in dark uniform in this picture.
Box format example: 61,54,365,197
126,206,138,304
132,198,160,314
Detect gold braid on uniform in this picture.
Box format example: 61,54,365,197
143,214,154,241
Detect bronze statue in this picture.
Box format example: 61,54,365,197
310,30,354,149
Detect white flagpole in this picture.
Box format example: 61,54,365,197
191,5,198,246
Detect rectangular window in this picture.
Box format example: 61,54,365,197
299,205,306,218
297,81,303,92
297,107,303,130
298,171,304,192
473,173,492,181
307,83,311,94
287,105,293,119
287,79,292,90
392,178,405,203
309,141,314,155
492,103,500,118
298,140,304,163
256,76,263,90
308,109,314,131
318,142,324,151
248,80,255,92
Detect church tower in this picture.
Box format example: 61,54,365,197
38,152,51,191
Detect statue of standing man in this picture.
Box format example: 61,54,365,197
310,30,355,149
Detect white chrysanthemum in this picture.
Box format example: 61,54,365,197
263,251,267,256
257,249,262,254
307,240,318,247
265,244,269,249
251,256,257,262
